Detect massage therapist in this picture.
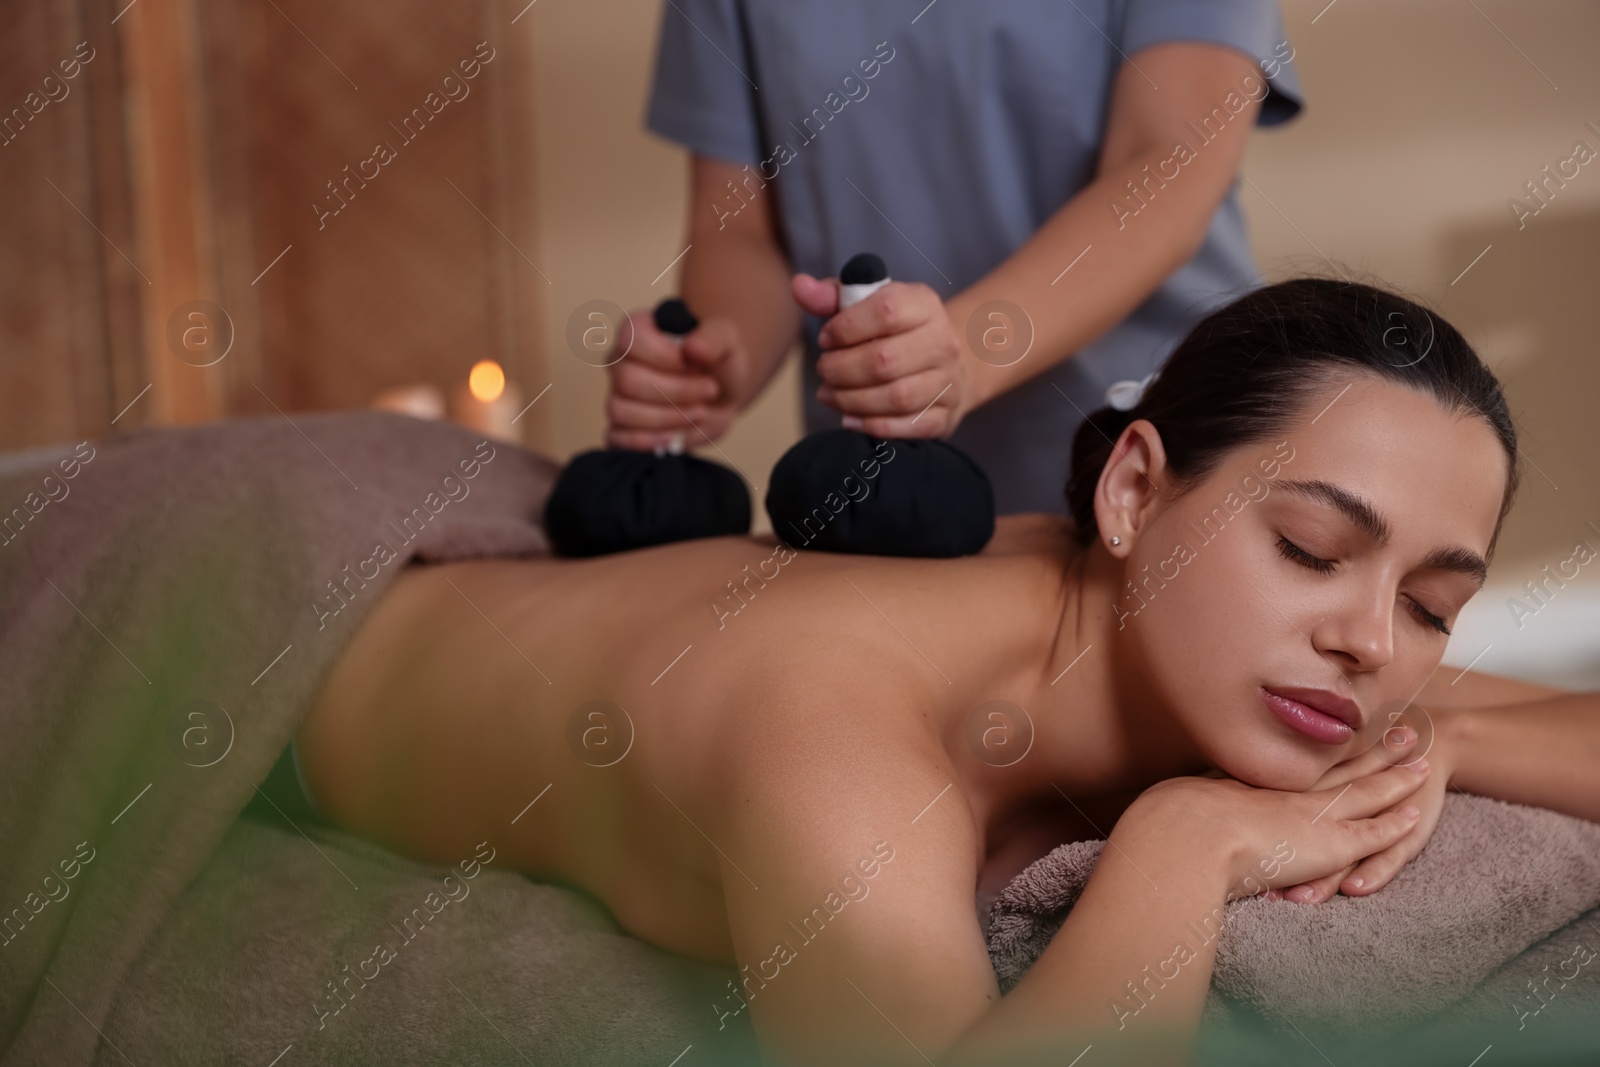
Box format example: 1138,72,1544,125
604,1,1304,515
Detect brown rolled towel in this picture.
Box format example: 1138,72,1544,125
986,790,1600,1040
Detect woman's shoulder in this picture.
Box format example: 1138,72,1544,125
982,513,1081,558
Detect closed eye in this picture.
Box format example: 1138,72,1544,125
1275,535,1452,636
1276,535,1335,575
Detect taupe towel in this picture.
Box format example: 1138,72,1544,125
987,790,1600,1049
0,413,756,1067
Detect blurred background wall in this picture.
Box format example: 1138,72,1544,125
1,0,544,444
3,0,1596,679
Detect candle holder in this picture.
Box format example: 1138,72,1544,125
370,384,446,420
450,360,524,443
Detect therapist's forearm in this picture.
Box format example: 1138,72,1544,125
946,147,1229,410
680,214,801,408
1442,694,1600,823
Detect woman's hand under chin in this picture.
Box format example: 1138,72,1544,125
1270,706,1454,904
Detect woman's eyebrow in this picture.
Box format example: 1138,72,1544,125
1272,478,1489,588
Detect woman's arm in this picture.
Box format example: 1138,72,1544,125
1439,692,1600,823
943,801,1236,1066
1417,662,1572,707
1416,664,1600,821
712,667,1234,1066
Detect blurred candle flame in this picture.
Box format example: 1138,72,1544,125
468,359,506,402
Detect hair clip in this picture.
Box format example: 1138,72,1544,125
1105,370,1156,412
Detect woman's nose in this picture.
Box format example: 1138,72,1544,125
1314,585,1396,672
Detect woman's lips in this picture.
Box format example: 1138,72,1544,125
1260,687,1354,745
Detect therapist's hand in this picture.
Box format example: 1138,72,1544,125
793,273,971,439
604,310,751,450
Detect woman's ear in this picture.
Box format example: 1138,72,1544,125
1093,418,1171,555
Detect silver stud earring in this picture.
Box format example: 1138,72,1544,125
1110,535,1121,546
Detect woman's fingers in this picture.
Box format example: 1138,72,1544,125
1340,803,1423,864
1311,704,1440,793
1289,809,1423,903
1297,712,1432,896
1315,756,1431,822
1283,755,1447,904
1339,839,1419,898
1339,774,1447,897
1292,762,1428,882
1281,862,1357,904
1308,723,1417,792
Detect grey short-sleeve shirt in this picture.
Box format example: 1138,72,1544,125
646,0,1304,515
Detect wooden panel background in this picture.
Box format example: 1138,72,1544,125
230,0,537,416
0,0,141,448
0,0,542,446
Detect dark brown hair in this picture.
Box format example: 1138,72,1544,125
1065,278,1521,560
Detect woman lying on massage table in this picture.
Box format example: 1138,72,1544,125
292,278,1593,1066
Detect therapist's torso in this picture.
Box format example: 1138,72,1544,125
647,0,1303,514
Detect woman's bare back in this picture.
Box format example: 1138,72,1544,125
296,515,1124,964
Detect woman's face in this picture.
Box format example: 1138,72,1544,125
1102,373,1507,790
